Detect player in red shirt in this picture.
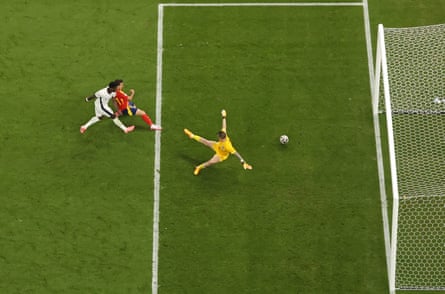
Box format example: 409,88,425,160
113,79,162,131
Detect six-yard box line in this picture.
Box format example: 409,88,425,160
152,2,375,294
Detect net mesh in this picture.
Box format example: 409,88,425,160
379,24,445,290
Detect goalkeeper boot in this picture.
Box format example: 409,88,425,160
193,165,202,176
184,128,194,139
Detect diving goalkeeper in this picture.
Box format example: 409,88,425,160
184,109,253,176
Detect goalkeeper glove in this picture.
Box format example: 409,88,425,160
221,109,227,118
241,161,252,170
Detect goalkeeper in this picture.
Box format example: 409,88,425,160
184,109,253,176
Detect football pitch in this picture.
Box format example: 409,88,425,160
1,0,444,293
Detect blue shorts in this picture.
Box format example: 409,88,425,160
121,102,138,116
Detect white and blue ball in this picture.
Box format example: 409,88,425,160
280,135,289,144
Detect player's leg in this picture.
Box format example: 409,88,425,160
135,108,161,130
112,117,135,133
184,129,215,148
194,154,221,175
80,115,103,133
100,103,135,133
81,103,107,133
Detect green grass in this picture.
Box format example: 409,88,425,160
0,0,444,293
0,1,157,293
158,5,385,293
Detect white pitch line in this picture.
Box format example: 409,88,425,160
362,0,374,91
152,4,164,294
162,2,363,7
362,0,392,281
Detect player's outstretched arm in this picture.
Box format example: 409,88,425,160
221,109,227,131
112,98,121,116
234,152,252,170
128,89,135,101
85,94,96,102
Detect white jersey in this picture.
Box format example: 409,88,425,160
94,87,116,118
94,87,116,105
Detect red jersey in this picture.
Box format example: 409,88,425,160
115,90,129,111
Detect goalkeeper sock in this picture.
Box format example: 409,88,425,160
184,129,202,141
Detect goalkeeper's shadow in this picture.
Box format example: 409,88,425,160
178,153,201,166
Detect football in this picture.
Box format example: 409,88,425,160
280,135,289,144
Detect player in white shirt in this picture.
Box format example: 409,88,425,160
80,81,135,134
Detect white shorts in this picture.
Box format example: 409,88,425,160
94,99,114,118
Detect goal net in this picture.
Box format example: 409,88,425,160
373,24,445,292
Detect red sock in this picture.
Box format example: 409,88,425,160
141,114,153,126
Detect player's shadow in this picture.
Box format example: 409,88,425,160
131,124,150,131
178,152,200,165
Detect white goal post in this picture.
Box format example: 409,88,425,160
372,23,445,293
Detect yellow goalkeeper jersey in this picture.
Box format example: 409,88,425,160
212,130,236,161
